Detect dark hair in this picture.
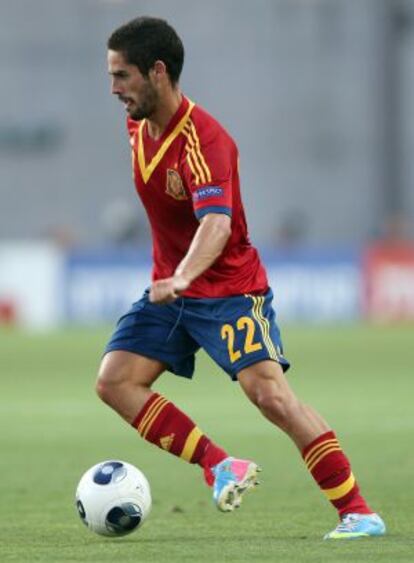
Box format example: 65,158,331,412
107,17,184,85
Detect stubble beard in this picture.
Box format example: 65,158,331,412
129,80,158,121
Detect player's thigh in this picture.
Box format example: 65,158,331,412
98,350,166,388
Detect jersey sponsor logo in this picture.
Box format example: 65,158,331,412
193,186,224,201
166,169,188,200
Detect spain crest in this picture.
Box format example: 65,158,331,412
166,169,188,200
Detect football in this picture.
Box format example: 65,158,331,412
75,460,152,537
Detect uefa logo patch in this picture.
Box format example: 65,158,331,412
193,186,224,201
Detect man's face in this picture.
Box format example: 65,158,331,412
108,50,158,120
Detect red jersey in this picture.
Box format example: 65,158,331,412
127,95,268,298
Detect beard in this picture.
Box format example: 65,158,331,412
128,80,158,121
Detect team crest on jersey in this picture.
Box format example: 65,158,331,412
166,169,188,200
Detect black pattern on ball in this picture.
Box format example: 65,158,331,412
105,503,142,535
76,500,88,526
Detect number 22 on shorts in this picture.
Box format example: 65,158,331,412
221,316,263,363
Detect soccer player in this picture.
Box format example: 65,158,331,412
97,16,385,539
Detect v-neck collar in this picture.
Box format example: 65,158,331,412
137,96,195,184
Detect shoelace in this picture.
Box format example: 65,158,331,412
216,469,235,482
213,463,237,487
335,515,362,532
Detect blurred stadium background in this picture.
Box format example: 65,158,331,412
1,0,414,329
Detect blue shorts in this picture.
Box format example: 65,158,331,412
104,288,290,381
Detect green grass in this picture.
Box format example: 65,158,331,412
0,324,413,562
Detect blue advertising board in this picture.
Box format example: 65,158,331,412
262,248,361,322
63,247,361,324
63,248,151,324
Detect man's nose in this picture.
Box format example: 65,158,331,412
111,78,121,95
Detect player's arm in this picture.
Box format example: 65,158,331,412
149,213,231,304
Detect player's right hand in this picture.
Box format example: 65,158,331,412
149,274,190,304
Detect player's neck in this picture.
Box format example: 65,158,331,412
146,89,183,140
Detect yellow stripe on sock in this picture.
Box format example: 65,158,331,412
142,400,168,438
137,395,165,433
305,440,340,468
308,446,342,473
323,473,356,501
304,438,339,465
141,399,169,439
137,396,167,435
180,427,203,462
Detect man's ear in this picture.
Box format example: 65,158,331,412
149,60,168,82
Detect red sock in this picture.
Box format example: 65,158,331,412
302,431,372,517
132,393,227,485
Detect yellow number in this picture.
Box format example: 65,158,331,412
221,324,242,363
237,316,263,353
221,317,262,363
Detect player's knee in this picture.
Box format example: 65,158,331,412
95,370,112,404
95,360,126,404
95,356,153,407
256,392,300,431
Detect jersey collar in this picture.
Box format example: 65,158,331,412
137,96,195,184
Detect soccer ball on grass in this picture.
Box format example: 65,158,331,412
76,460,151,537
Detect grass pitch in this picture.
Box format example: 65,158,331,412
0,324,413,562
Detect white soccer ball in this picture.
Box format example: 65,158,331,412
75,460,152,537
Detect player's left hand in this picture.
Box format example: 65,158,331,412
149,274,190,304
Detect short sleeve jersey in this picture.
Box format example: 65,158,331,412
127,95,268,298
